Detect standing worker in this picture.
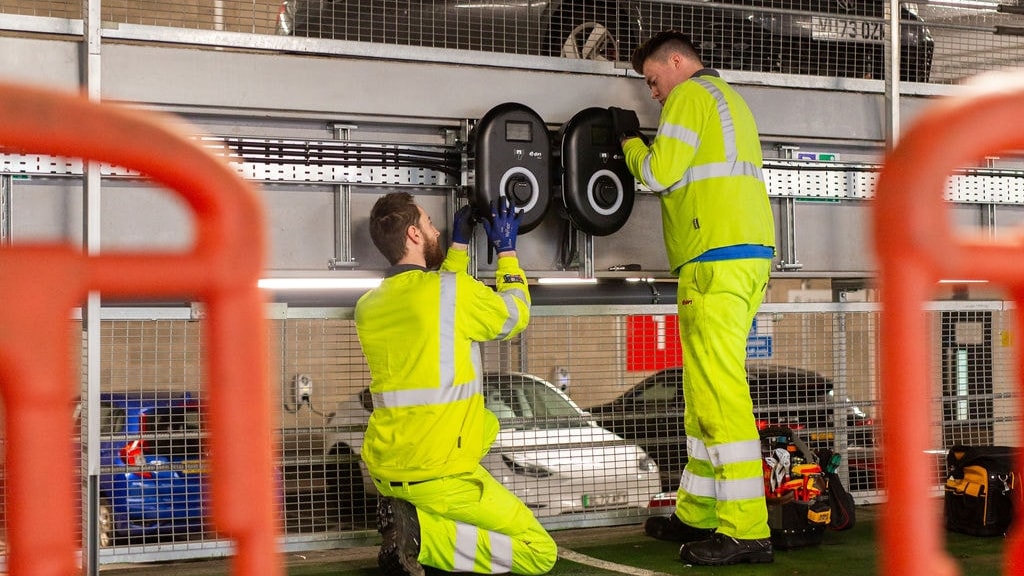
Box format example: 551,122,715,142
611,30,776,566
355,191,557,576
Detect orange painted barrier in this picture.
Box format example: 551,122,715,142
0,83,281,575
874,71,1024,576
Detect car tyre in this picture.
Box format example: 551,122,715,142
98,498,118,548
560,21,620,61
289,0,335,39
325,444,370,527
547,3,628,62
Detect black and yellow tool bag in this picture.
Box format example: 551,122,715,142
944,445,1019,536
761,427,831,549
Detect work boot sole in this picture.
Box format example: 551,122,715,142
681,549,774,566
377,498,425,576
680,533,774,566
680,541,774,566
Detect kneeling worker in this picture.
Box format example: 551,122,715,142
355,192,558,576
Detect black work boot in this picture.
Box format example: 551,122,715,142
377,497,425,576
643,514,715,543
679,532,774,565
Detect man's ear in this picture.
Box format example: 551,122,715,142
406,224,423,246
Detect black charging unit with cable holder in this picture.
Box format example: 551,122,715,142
465,102,551,263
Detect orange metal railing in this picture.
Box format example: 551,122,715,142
874,71,1024,576
0,82,282,575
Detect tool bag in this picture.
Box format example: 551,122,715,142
815,446,856,531
944,445,1020,536
761,426,831,549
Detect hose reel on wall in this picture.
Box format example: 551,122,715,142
466,102,551,233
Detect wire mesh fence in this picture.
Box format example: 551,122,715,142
0,299,1009,564
1,0,1023,84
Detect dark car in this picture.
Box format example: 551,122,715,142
655,0,934,82
276,0,932,81
586,364,875,492
276,0,628,61
86,392,208,546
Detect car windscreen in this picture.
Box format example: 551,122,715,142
144,406,204,460
628,371,681,404
484,375,588,430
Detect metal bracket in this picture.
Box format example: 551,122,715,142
1,175,10,246
777,145,801,160
327,125,360,270
776,197,804,272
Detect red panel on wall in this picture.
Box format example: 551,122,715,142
626,314,683,372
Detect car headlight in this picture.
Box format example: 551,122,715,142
501,455,554,478
638,456,658,473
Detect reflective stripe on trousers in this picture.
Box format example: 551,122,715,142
375,465,557,575
674,258,772,540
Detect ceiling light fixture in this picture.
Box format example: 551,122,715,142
258,277,382,290
536,277,599,285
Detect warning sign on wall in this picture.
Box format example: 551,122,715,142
627,313,775,371
626,315,683,372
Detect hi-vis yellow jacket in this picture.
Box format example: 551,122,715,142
355,248,530,482
623,70,775,273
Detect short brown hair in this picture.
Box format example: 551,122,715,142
369,192,420,265
631,30,702,75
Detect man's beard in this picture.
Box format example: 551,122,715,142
424,232,445,269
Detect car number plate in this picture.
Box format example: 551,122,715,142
811,16,883,42
582,493,628,507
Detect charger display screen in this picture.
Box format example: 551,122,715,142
505,121,532,142
591,125,611,146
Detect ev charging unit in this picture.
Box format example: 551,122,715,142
467,102,551,233
557,107,635,236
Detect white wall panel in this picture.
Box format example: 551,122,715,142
0,36,79,91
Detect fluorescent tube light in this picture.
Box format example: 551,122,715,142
536,277,599,285
937,279,989,284
258,277,382,290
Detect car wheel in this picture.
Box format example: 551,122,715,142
546,3,629,62
560,21,621,61
325,445,369,526
290,0,335,39
97,498,117,548
900,43,933,83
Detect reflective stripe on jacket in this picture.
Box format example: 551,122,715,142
355,248,530,482
623,71,775,273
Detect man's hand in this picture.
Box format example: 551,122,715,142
452,204,477,245
481,197,520,254
608,107,643,143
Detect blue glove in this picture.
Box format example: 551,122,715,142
481,197,521,253
452,204,476,244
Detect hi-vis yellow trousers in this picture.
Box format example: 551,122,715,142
374,465,557,574
674,257,772,541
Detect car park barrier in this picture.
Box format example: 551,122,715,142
0,82,281,576
873,71,1024,576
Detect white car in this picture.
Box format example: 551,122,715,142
324,372,662,518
